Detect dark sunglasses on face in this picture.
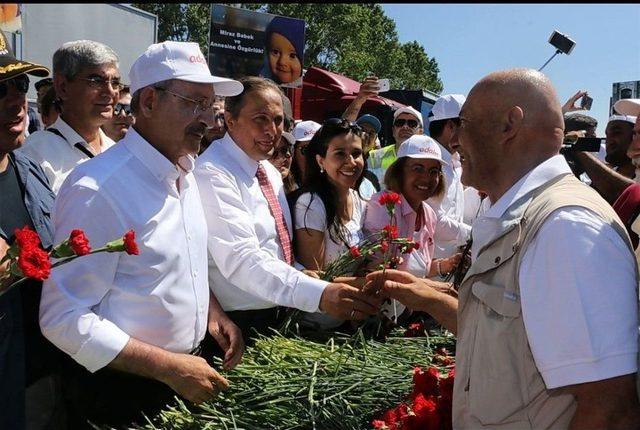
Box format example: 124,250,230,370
317,118,365,142
0,74,29,99
393,118,419,129
296,143,309,155
113,102,132,116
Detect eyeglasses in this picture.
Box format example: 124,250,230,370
393,118,419,129
156,87,215,116
271,145,293,159
296,143,309,155
409,164,441,176
0,74,29,99
77,76,125,91
113,102,132,116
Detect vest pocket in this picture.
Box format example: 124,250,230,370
467,281,530,427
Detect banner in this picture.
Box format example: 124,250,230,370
209,5,305,88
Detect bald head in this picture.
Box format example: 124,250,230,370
451,68,566,201
468,68,565,149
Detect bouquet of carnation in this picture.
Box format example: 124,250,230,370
321,191,419,282
0,226,139,297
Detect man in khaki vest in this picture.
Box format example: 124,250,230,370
367,68,640,429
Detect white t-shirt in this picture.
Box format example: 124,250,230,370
294,189,365,265
294,189,365,329
472,155,638,389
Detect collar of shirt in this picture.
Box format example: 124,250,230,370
483,154,571,220
50,116,114,151
122,126,195,188
218,132,263,178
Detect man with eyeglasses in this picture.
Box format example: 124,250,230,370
0,30,67,429
102,84,134,142
368,105,423,185
20,40,120,193
39,41,245,428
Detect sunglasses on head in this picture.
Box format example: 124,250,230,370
393,118,419,128
0,74,29,99
113,102,132,116
317,118,365,140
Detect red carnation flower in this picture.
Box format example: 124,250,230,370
478,190,488,200
413,366,440,397
380,240,389,253
409,393,441,430
68,229,91,256
349,246,362,258
404,321,425,337
378,191,401,207
123,230,139,255
14,226,41,248
412,241,420,251
372,419,389,430
382,224,398,239
17,245,51,281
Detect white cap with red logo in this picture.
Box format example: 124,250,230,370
129,41,243,96
397,135,448,166
292,120,321,142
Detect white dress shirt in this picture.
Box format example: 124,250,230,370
39,127,209,373
195,133,327,313
472,155,638,389
20,117,116,193
427,144,471,259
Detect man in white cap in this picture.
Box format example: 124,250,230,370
291,119,321,185
368,105,423,184
195,77,381,343
39,41,245,428
426,94,473,264
20,40,120,194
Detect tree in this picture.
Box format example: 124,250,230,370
132,3,443,93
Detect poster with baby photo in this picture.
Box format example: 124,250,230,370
209,5,305,88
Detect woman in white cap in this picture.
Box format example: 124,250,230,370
363,135,461,283
289,118,368,329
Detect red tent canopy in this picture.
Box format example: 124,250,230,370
298,66,406,123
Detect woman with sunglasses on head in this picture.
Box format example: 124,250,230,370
363,135,461,303
289,118,367,329
268,131,297,194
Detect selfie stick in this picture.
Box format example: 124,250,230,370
538,49,562,72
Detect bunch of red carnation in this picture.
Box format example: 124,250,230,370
372,364,455,430
0,226,139,297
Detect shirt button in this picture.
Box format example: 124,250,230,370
193,270,198,278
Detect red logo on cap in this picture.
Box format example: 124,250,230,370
189,55,206,64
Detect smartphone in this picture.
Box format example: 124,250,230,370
378,78,390,92
581,94,593,110
548,30,576,55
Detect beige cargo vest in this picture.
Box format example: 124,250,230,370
453,173,637,429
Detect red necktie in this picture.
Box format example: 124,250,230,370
256,164,293,265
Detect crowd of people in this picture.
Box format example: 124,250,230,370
0,29,638,430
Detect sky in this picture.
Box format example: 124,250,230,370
382,3,640,136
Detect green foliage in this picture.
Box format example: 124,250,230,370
132,3,443,93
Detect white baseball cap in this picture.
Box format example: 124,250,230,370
396,135,448,166
281,131,295,146
393,106,423,128
608,114,637,125
614,99,640,117
129,41,243,96
430,94,466,122
292,120,321,142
